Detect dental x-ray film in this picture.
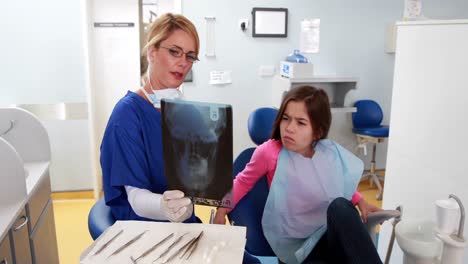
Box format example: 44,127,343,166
161,99,233,208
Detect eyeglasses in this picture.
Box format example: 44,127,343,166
158,45,199,63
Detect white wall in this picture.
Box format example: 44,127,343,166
0,0,93,191
181,0,468,166
378,20,468,263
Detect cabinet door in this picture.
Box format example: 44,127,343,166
28,173,51,230
30,200,59,264
11,209,33,264
0,234,13,264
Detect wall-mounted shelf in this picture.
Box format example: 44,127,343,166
271,75,358,113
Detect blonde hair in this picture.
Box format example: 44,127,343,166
144,13,199,56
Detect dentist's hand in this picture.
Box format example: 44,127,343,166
161,190,193,222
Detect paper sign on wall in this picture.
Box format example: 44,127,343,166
210,71,232,85
300,19,320,53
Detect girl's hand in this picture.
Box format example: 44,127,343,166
357,198,382,223
213,207,228,225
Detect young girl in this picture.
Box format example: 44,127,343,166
214,86,382,264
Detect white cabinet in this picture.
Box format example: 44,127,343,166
378,20,468,263
0,108,59,264
271,75,358,113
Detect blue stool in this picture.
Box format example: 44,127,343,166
352,100,390,200
88,197,116,240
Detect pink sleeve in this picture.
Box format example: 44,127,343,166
226,142,273,213
351,191,363,205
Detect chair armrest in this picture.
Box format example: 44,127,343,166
365,210,401,246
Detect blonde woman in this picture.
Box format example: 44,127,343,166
101,13,200,223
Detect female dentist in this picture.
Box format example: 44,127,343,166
100,13,201,223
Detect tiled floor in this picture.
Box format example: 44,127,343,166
52,181,382,263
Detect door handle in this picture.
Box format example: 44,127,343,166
13,215,29,232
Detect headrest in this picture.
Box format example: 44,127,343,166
247,108,278,146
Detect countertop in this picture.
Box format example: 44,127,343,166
0,162,50,242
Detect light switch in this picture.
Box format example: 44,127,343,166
258,65,275,76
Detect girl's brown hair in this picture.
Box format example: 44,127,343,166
271,85,332,146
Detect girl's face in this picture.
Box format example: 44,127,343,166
147,29,196,89
280,100,316,158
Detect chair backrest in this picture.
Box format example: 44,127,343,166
248,107,278,145
352,100,383,128
228,107,278,256
88,197,116,240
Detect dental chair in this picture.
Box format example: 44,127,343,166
228,107,278,264
230,107,399,264
352,100,390,201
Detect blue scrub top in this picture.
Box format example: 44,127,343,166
100,91,197,223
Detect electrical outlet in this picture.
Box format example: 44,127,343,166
238,18,249,32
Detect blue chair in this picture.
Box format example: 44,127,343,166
88,197,116,240
352,100,390,200
228,107,279,264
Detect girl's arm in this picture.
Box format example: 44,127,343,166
351,191,363,205
214,141,275,224
357,198,382,223
352,192,382,223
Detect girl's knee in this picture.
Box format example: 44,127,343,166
327,197,354,217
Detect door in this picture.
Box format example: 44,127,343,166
11,209,32,263
0,234,13,264
30,200,59,264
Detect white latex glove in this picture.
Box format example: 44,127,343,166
161,190,193,222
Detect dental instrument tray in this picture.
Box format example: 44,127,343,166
79,220,246,264
161,99,233,208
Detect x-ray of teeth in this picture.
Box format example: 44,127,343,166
161,99,233,207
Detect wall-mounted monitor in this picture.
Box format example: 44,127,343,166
252,7,288,38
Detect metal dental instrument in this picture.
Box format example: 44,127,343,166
181,231,204,260
107,230,148,258
152,232,188,262
209,209,215,224
92,229,123,256
179,233,200,259
130,232,174,263
161,233,201,264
